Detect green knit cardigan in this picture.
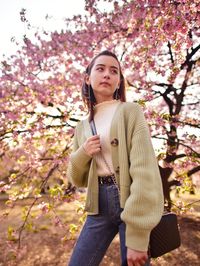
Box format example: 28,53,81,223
67,102,164,252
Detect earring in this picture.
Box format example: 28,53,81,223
88,85,91,100
89,85,96,103
114,88,119,100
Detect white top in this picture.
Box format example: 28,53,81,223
94,100,120,176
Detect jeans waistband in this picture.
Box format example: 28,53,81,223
98,175,115,185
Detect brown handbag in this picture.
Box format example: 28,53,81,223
149,212,181,258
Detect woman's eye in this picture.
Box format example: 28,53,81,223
111,69,118,74
97,67,104,71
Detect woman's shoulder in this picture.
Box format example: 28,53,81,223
74,116,90,134
73,119,83,134
120,101,143,113
75,114,89,125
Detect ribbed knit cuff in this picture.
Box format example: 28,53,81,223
71,146,92,166
125,224,150,252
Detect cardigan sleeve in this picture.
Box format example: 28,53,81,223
120,104,164,251
67,122,92,187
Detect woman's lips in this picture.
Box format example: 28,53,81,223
100,82,111,86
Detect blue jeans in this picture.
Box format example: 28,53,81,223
68,184,150,266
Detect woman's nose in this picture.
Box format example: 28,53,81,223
103,70,110,79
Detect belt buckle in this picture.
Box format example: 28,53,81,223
100,178,103,185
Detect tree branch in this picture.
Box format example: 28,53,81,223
187,165,200,177
0,116,78,140
153,136,200,159
17,162,59,248
167,41,174,64
181,102,200,107
174,119,200,129
155,84,175,114
181,43,200,70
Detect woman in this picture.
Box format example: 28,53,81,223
67,50,164,266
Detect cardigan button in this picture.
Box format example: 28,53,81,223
111,138,119,146
115,166,120,174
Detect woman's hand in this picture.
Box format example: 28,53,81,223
82,135,101,156
127,248,148,266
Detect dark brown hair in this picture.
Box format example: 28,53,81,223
81,50,126,121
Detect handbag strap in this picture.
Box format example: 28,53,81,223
89,119,120,193
90,119,97,136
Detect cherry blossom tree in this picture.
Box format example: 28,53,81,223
0,0,200,246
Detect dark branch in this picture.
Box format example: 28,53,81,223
154,83,177,114
17,162,59,248
167,41,174,64
153,136,200,159
187,165,200,177
174,119,200,129
181,102,200,107
181,43,200,69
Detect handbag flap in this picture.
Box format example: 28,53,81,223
149,213,181,258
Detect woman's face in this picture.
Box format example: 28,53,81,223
86,55,120,103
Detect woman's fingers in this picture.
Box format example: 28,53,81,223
128,260,146,266
89,140,101,146
83,135,101,156
87,135,100,146
127,249,148,266
88,135,100,141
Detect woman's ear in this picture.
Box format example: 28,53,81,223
85,74,90,85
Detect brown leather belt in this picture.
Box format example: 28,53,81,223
98,175,115,185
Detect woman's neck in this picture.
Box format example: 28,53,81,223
94,99,119,110
95,97,115,104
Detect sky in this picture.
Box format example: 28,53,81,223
0,0,86,59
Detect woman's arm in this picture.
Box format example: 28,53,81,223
121,104,164,252
67,122,92,187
